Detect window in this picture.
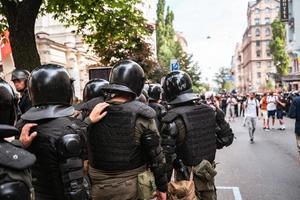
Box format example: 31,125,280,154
257,72,262,78
268,61,272,67
266,40,271,47
266,49,271,57
256,50,261,57
255,28,260,36
257,61,261,68
256,41,261,47
265,0,270,3
265,17,270,24
255,18,260,25
265,28,271,36
255,8,260,14
265,7,271,13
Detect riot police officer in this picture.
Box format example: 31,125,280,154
87,60,168,200
0,78,36,200
17,64,93,200
161,71,234,200
148,84,166,130
82,79,109,103
74,79,109,120
11,69,32,116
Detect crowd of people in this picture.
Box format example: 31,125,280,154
0,61,235,200
201,90,300,156
202,91,291,129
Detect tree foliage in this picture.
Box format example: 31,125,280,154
153,0,202,86
214,67,231,91
264,79,275,91
0,0,156,72
269,18,290,76
154,1,180,74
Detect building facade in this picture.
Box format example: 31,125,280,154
231,43,243,93
232,0,279,93
137,0,158,59
35,15,100,99
175,32,188,53
283,0,300,90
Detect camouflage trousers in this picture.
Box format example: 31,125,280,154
176,162,217,200
193,173,217,200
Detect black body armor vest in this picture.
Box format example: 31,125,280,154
88,100,156,171
165,104,217,166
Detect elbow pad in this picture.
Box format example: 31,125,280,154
58,134,87,200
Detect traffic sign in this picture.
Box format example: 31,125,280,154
170,59,180,71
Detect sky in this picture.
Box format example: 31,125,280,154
166,0,249,85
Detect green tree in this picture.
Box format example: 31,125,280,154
0,0,153,71
155,0,178,72
156,0,165,56
224,81,234,91
214,67,231,91
265,79,275,90
269,18,290,76
154,0,199,82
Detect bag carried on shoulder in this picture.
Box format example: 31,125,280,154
168,169,197,200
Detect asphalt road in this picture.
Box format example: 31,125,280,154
215,116,300,200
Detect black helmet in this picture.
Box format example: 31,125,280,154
148,84,162,101
28,64,73,106
162,70,199,105
102,60,145,97
11,69,30,81
83,79,109,102
0,78,17,125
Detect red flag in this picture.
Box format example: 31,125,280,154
1,30,12,60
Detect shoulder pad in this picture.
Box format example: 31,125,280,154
58,134,83,157
0,142,36,170
132,101,156,119
162,111,179,123
0,125,19,138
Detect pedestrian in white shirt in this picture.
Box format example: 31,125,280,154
244,92,260,143
266,92,277,131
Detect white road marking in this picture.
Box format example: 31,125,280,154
217,186,243,200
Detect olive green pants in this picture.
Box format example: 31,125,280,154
89,166,145,200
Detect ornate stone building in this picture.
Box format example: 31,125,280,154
283,0,300,90
232,0,280,93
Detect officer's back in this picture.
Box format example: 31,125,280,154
17,65,88,200
87,60,167,200
161,71,234,200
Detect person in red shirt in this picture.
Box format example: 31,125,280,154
260,93,268,129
